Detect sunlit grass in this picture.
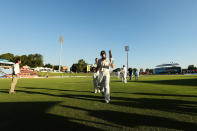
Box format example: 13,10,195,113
0,75,197,130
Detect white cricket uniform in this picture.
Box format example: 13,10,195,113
97,58,113,103
117,71,120,79
122,67,127,84
135,70,139,80
10,63,20,93
93,64,100,93
13,63,20,75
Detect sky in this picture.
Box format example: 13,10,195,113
0,0,197,70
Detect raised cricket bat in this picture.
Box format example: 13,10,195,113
109,50,114,68
109,50,112,59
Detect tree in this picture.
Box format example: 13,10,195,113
44,63,53,68
34,54,43,67
188,65,196,70
53,65,59,70
70,59,87,72
145,68,150,74
13,55,21,63
0,53,14,62
140,68,144,73
77,59,87,72
113,68,121,72
0,53,44,68
20,55,28,66
27,54,34,66
149,69,154,74
27,54,43,67
70,64,78,72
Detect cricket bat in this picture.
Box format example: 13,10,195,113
109,50,112,59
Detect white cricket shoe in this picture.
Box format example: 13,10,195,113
98,90,100,93
9,91,16,94
105,100,109,103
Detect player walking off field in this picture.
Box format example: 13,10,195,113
135,69,139,80
9,58,21,94
97,50,114,103
93,58,100,93
121,65,127,84
128,68,133,80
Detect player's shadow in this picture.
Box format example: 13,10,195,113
20,86,92,93
111,97,197,115
135,78,197,86
1,88,197,116
2,88,197,116
0,101,104,131
0,89,104,102
61,105,197,130
62,93,197,116
112,92,197,98
133,93,197,98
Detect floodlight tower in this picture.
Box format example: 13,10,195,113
59,36,64,72
125,45,129,71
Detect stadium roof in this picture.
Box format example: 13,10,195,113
0,60,14,65
156,63,180,67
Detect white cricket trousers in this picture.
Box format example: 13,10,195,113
93,73,100,93
10,75,18,93
99,71,110,102
122,74,127,84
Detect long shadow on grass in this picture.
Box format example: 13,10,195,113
59,93,197,116
112,92,197,98
134,78,197,86
0,88,92,97
0,89,104,102
111,97,197,115
0,101,103,131
61,105,197,130
2,89,197,116
57,92,197,116
133,93,197,98
19,86,92,93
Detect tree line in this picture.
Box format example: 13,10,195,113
0,53,89,72
1,53,196,73
0,53,44,68
70,59,88,72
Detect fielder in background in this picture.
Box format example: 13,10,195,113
117,71,120,79
93,58,100,93
135,69,139,80
128,68,133,80
121,65,127,84
9,58,21,94
97,50,114,103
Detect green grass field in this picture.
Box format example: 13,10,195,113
38,72,93,77
0,75,197,131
